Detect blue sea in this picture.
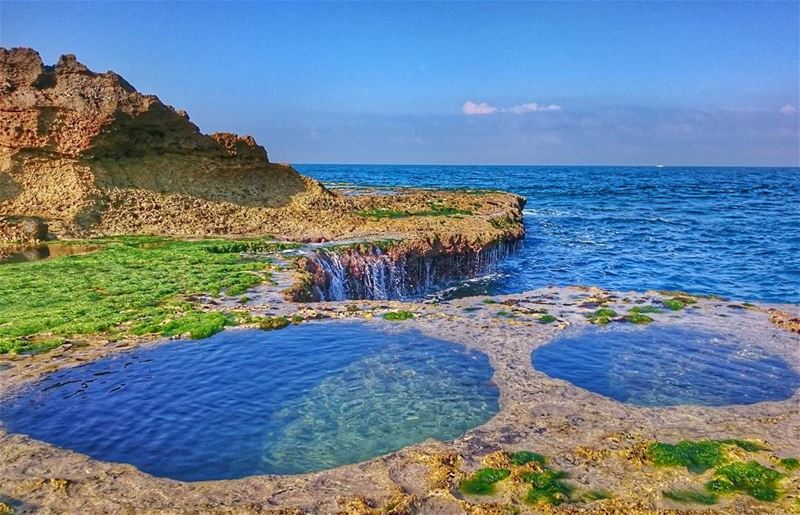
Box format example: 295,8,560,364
295,165,800,304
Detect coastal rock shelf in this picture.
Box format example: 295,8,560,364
1,286,798,514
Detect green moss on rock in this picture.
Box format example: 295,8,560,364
719,439,770,452
522,470,572,506
587,308,617,325
647,440,727,473
629,304,662,314
705,461,784,502
580,490,613,501
383,310,414,321
625,313,654,324
459,467,511,495
0,236,279,353
663,489,718,505
161,310,230,339
509,451,547,467
258,316,290,331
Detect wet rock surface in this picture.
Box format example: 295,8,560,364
1,286,798,514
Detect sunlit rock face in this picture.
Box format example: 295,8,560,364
0,47,321,239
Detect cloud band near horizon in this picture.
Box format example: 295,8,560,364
462,100,562,115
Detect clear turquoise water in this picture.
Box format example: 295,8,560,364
0,323,499,481
296,165,800,304
532,325,800,407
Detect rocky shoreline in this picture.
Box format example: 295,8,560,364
1,282,798,514
2,48,799,515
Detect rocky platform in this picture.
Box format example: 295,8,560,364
1,285,798,515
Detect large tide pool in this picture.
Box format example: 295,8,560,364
0,322,499,481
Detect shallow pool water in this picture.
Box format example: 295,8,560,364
532,325,800,407
0,323,499,481
0,244,99,264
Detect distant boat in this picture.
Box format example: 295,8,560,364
656,164,664,168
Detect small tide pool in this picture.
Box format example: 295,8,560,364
532,325,800,407
0,244,99,264
0,323,499,481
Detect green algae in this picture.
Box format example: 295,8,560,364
455,450,586,507
629,304,662,314
705,461,784,501
647,440,727,473
587,308,617,325
357,203,472,220
324,239,401,253
355,208,409,220
383,310,414,321
538,314,558,324
459,467,511,495
522,470,572,506
719,439,771,452
462,306,482,312
496,310,515,318
489,216,518,230
624,313,654,324
509,451,547,467
580,490,614,502
0,236,285,354
205,240,299,254
663,298,687,310
663,489,719,505
779,458,800,471
483,299,498,304
257,316,290,331
160,310,232,340
662,294,698,311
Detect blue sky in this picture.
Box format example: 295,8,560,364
2,1,798,166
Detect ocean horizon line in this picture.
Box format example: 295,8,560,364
291,162,800,169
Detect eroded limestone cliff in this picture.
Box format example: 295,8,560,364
0,48,339,239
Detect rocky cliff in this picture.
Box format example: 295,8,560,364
0,48,340,239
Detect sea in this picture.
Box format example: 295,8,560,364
295,165,800,305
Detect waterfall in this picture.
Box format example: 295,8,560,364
304,239,520,301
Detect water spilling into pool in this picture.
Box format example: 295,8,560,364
532,325,800,407
0,323,499,481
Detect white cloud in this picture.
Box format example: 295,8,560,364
462,100,497,115
506,102,562,114
779,104,797,114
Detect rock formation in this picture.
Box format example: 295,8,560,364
1,48,526,299
0,47,335,238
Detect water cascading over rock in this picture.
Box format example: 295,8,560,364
300,239,521,301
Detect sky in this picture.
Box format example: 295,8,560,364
1,1,798,166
